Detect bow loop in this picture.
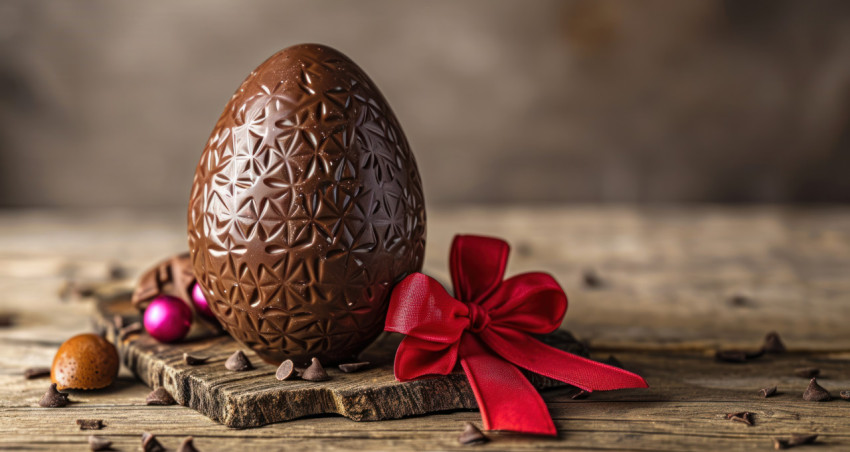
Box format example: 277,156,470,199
385,273,469,344
450,235,509,303
483,272,567,335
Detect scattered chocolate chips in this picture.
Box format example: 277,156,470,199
183,353,210,366
142,432,165,452
762,332,786,354
760,386,778,398
794,367,820,378
38,383,69,407
840,390,850,400
582,269,604,288
77,419,105,430
88,435,112,451
788,434,818,446
301,357,330,381
178,436,200,452
118,321,143,339
146,387,176,406
726,411,755,426
23,366,51,379
276,359,296,381
338,361,370,373
458,422,488,445
802,378,831,401
225,350,252,371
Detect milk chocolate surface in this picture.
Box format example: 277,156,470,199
187,44,426,365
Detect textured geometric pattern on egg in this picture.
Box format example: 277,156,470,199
187,44,426,365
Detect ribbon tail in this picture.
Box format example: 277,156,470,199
483,327,649,392
459,333,557,436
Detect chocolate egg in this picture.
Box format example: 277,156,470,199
51,333,119,390
188,44,426,365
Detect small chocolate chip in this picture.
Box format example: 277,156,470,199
338,362,370,373
88,435,112,451
301,357,330,381
794,367,819,378
788,434,818,446
0,312,15,327
457,422,488,445
178,436,200,452
23,367,51,379
108,262,126,280
760,386,778,398
276,359,296,381
762,332,786,354
840,390,850,400
77,419,105,430
729,294,750,307
146,387,176,406
802,378,831,401
39,383,69,408
726,411,755,426
183,353,210,365
225,350,252,371
142,432,165,452
582,269,604,288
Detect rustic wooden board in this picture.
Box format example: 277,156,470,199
93,294,586,428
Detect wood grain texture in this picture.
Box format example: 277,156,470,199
95,295,584,428
3,207,850,450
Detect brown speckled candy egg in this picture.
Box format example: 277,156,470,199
187,44,426,365
51,333,119,390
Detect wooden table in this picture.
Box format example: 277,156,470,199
2,206,850,451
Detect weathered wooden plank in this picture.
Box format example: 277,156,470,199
92,295,586,428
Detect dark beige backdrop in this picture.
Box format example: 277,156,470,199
2,0,850,208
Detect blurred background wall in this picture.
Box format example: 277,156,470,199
2,0,850,208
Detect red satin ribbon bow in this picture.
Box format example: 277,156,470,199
385,234,648,436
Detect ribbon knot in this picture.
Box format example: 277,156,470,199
467,303,490,333
385,234,648,436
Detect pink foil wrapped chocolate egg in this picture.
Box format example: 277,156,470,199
144,295,192,343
